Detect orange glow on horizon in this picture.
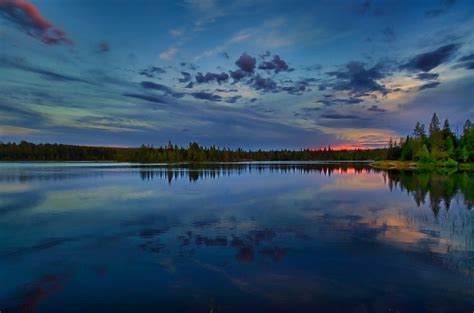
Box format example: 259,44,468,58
312,145,380,151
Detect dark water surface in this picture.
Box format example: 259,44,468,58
0,162,473,313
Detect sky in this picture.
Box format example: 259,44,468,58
0,0,473,149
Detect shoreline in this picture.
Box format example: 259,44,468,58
370,160,474,170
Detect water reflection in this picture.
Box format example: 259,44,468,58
0,163,473,313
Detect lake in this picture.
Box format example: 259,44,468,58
0,162,473,313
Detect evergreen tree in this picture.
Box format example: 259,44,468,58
413,122,426,140
429,113,441,136
418,144,432,163
463,119,473,133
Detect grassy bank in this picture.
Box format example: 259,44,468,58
370,160,474,170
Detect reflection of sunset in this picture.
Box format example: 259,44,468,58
320,171,385,191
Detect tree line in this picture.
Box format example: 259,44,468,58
387,114,473,164
0,141,388,162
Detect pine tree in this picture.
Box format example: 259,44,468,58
413,122,426,140
464,119,473,133
429,113,440,137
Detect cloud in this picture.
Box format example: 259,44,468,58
321,113,361,120
229,69,247,82
327,61,388,96
453,62,474,70
458,53,474,62
368,105,387,112
191,92,222,101
416,72,439,80
159,47,178,60
281,82,307,95
454,53,474,70
122,93,168,104
316,97,365,106
225,95,241,103
140,81,184,98
258,55,291,73
0,0,72,45
195,72,229,84
250,75,278,92
178,72,192,83
97,41,110,53
418,81,441,91
193,30,252,61
235,53,256,73
139,66,167,78
0,56,93,84
170,27,184,37
400,44,460,72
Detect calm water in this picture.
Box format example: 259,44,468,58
0,162,473,313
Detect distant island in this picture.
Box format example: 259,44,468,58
1,113,473,169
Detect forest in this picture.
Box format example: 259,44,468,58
0,141,388,162
387,114,473,165
0,114,472,163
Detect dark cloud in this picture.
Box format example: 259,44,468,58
416,72,439,80
418,81,441,91
0,56,93,84
225,96,241,103
229,69,247,82
454,54,474,70
97,41,110,53
368,105,387,112
258,55,291,73
235,53,256,73
327,61,388,96
178,71,192,83
195,72,229,84
139,66,167,78
251,75,278,92
458,54,474,62
400,44,460,72
321,113,361,120
0,0,72,45
297,107,321,117
216,88,238,93
454,62,474,70
140,81,184,98
282,82,306,95
122,93,168,104
191,92,222,102
317,97,364,106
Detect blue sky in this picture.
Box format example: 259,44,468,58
0,0,473,149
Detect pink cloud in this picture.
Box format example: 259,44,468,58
0,0,72,45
